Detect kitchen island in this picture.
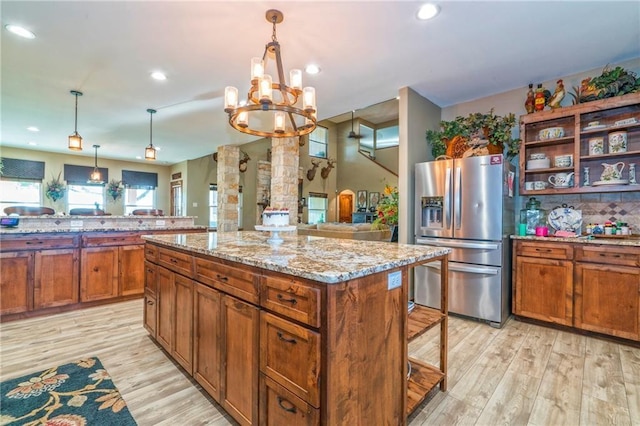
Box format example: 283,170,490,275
143,231,450,425
0,215,205,321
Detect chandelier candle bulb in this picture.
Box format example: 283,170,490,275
303,87,316,111
237,111,249,128
224,86,238,111
274,111,286,133
290,69,302,90
251,57,264,81
259,75,273,103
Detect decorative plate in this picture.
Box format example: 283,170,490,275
547,205,582,233
592,179,629,186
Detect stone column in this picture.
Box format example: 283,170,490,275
270,137,299,225
256,160,271,225
216,145,239,232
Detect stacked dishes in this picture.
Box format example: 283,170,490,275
539,127,564,140
527,153,550,170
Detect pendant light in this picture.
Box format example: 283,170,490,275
68,90,84,151
145,109,157,161
88,145,103,184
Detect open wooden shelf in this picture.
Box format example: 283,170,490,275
406,357,446,415
408,305,445,342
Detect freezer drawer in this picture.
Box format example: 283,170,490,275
415,237,503,266
415,261,504,324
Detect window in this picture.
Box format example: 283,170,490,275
308,125,328,158
124,188,156,215
209,184,243,228
67,184,105,211
0,179,41,214
307,192,327,224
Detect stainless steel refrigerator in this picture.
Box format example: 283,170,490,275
414,155,515,327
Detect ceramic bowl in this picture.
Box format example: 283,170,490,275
554,154,573,167
527,158,551,170
539,127,564,140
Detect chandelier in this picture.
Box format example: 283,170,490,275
224,9,317,138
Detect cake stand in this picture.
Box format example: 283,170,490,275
254,225,297,244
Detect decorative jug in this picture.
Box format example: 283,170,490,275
548,172,574,187
600,162,625,181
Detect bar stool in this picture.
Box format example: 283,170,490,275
3,206,55,216
132,209,164,216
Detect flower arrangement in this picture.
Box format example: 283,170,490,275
45,172,66,202
372,184,399,227
106,179,124,201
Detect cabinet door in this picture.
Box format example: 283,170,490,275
173,274,194,374
193,283,221,401
156,265,174,352
0,251,33,314
221,295,259,426
144,260,157,296
120,244,145,296
143,292,157,337
575,263,640,341
514,256,573,325
34,249,79,309
80,247,118,302
260,374,319,426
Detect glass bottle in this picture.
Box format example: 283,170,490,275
519,197,546,235
534,84,546,112
525,83,535,114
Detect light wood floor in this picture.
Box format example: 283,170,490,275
1,300,638,425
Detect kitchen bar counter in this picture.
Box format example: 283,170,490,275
143,231,450,424
143,231,450,283
511,234,640,247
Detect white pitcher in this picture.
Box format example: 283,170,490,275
600,162,625,181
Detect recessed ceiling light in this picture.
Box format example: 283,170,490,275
305,64,321,75
28,141,37,146
417,3,440,20
5,24,36,39
150,71,167,81
27,126,39,132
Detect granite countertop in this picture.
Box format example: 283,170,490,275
511,235,640,247
0,225,207,235
144,231,451,284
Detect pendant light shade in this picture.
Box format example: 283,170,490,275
68,90,84,151
145,109,157,161
88,145,104,184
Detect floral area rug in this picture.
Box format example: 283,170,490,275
0,357,137,425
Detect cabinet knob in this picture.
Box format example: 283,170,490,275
216,274,229,282
277,396,297,414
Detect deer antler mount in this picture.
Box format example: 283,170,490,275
306,159,321,181
321,159,336,179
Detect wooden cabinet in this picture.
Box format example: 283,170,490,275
156,265,173,352
574,245,640,341
143,260,158,337
81,246,119,302
0,235,79,315
513,240,640,342
193,282,222,401
519,93,640,195
221,295,259,426
120,245,145,296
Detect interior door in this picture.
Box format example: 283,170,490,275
339,194,353,223
171,180,183,216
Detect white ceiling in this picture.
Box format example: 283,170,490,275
2,1,639,165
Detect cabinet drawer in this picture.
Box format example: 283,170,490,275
82,232,142,247
158,247,193,277
194,257,259,304
261,275,321,328
260,312,320,407
260,374,319,426
144,260,157,295
575,245,640,267
143,291,157,338
0,235,78,252
515,241,573,260
144,243,158,262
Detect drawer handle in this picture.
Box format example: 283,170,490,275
277,396,297,414
25,241,44,245
147,300,154,305
599,253,621,258
277,294,298,305
147,268,154,273
170,258,178,263
277,331,297,345
216,274,229,282
534,248,552,253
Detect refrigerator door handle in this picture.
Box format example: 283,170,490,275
454,166,461,229
415,238,499,250
445,167,452,229
422,261,499,275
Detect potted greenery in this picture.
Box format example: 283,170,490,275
426,108,520,160
45,172,66,202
